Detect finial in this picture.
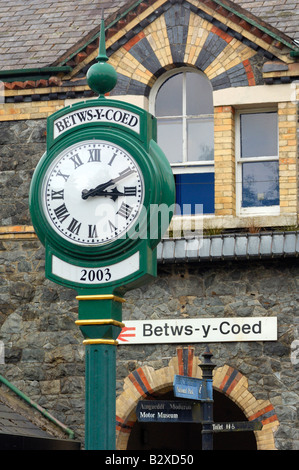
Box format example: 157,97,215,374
202,346,214,364
97,9,108,62
199,345,216,378
86,9,117,97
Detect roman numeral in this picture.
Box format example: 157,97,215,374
124,186,137,196
54,203,69,223
88,224,98,239
108,152,117,166
108,220,117,232
88,148,101,162
51,189,64,200
56,170,70,181
117,202,133,219
67,218,81,235
70,153,83,169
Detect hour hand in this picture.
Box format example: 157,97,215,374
94,187,126,201
82,188,95,199
82,186,125,201
105,188,125,201
81,180,113,200
82,170,135,200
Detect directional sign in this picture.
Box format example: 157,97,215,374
136,401,202,423
173,375,213,401
212,421,263,432
117,317,277,344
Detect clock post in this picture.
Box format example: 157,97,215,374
75,294,125,450
29,16,175,450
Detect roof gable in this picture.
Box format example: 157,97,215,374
1,0,298,98
62,0,298,95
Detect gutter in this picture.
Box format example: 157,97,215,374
0,66,73,83
0,374,76,440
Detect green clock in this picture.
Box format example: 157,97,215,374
42,139,144,247
29,98,175,295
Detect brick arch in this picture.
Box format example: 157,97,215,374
108,6,256,97
116,346,279,450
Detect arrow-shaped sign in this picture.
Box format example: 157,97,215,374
118,326,136,342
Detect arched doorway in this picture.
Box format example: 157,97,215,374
126,390,257,450
116,347,279,450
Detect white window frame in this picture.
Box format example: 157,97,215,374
149,67,214,175
235,107,280,216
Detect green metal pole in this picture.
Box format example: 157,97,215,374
84,341,118,449
75,294,124,450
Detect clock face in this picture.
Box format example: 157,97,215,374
41,140,145,246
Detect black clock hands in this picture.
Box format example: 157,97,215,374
82,168,135,200
82,179,115,199
82,187,126,201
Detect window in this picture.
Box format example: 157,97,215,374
155,69,214,163
151,69,214,214
236,110,279,214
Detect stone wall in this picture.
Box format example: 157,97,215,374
0,235,298,449
0,119,47,226
0,238,85,440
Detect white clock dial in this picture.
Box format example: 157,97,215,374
42,140,144,246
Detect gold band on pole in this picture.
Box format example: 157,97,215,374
76,294,125,303
75,319,125,328
83,339,118,345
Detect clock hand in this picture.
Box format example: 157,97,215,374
82,168,135,200
106,188,125,202
88,188,126,201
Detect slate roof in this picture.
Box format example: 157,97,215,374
0,398,52,439
235,0,299,41
158,231,299,263
0,0,129,71
0,0,298,72
0,390,80,449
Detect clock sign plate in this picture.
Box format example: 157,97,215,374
53,106,140,139
51,252,140,286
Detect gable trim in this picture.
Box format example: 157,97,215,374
57,0,297,83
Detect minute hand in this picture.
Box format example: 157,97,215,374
82,168,135,200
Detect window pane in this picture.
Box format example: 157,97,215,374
187,118,214,161
155,73,183,117
176,173,214,214
186,72,213,115
242,161,279,207
157,119,183,163
240,112,278,158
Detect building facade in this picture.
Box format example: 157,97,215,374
0,0,298,450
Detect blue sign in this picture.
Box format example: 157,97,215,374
173,375,213,401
